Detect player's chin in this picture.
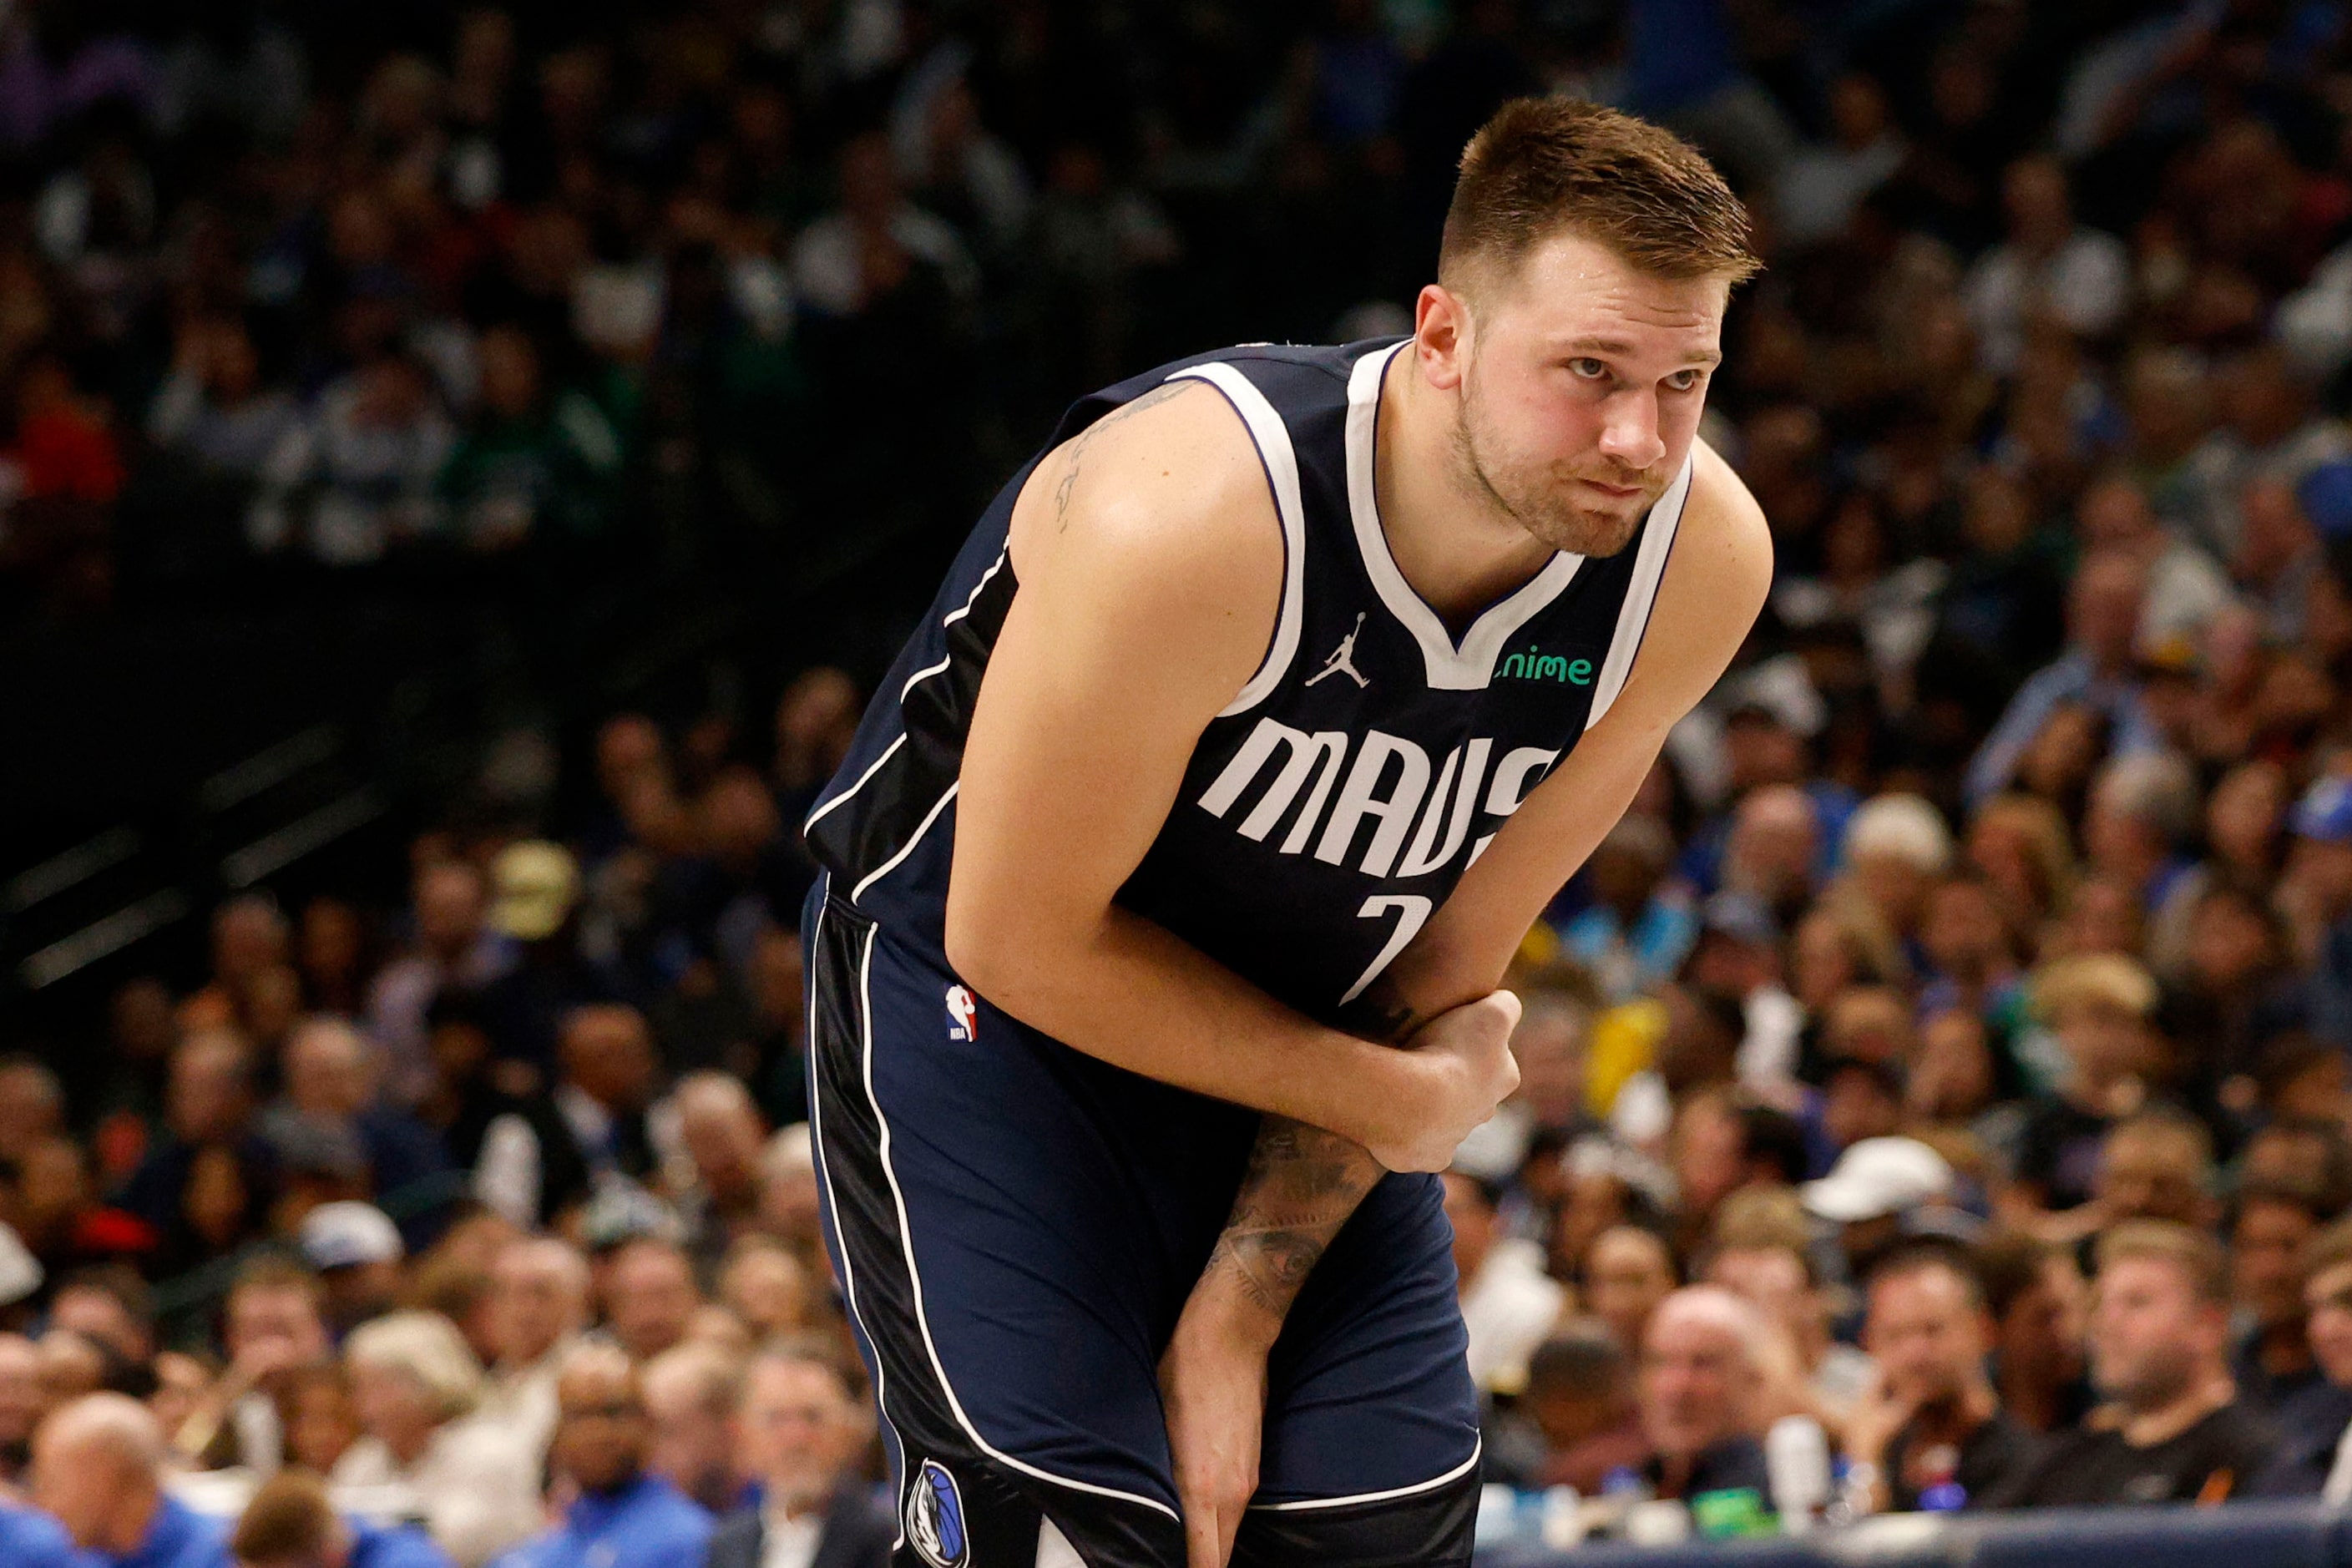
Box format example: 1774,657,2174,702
1526,503,1641,559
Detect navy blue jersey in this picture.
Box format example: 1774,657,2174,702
805,337,1690,1023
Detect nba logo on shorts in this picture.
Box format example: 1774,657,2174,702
906,1458,969,1566
945,985,979,1042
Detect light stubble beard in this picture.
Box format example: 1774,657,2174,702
1451,392,1666,560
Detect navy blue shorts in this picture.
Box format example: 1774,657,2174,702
804,881,1480,1567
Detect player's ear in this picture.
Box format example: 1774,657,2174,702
1414,283,1470,391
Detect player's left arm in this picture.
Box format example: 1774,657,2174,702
1161,441,1772,1562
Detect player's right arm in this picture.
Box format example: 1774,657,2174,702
941,381,1517,1174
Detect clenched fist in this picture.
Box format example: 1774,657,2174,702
1363,990,1521,1173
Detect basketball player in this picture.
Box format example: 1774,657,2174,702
804,99,1770,1568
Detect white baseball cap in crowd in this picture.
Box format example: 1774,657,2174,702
1799,1136,1953,1223
0,1221,40,1307
299,1200,405,1271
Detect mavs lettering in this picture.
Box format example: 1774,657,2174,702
1196,717,1558,879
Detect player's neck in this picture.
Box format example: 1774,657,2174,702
1378,351,1558,626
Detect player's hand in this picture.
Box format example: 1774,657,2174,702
1159,1294,1269,1568
1365,990,1521,1173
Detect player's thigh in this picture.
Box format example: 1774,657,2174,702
806,888,1203,1565
1235,1170,1482,1566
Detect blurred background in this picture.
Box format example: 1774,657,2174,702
12,0,2352,1561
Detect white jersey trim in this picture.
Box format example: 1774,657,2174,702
1166,362,1308,718
1584,451,1694,730
849,781,959,906
802,548,1009,835
1343,342,1584,691
852,918,1186,1524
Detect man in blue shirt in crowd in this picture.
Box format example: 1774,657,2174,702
227,1469,452,1568
493,1342,711,1568
1,1497,88,1568
1963,550,2161,807
30,1393,228,1568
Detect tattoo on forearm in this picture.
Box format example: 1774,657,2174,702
1200,953,1435,1323
1052,382,1189,532
1205,1117,1383,1318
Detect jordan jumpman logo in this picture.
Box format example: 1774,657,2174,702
1306,612,1370,689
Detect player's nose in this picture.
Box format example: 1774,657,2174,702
1597,391,1665,470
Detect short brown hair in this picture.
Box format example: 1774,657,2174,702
228,1253,325,1309
230,1470,340,1564
2306,1215,2352,1283
1975,1232,2062,1320
1440,99,1758,289
745,1330,868,1408
2096,1218,2228,1305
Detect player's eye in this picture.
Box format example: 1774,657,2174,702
1566,357,1609,381
1665,369,1704,392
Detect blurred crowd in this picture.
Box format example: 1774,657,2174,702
25,0,2352,1561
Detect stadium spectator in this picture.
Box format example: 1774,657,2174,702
475,1238,588,1460
31,1393,228,1567
368,863,509,1109
1846,1246,2035,1513
661,1075,766,1274
712,1237,810,1343
2230,1181,2329,1413
227,1469,451,1568
248,354,455,567
1965,551,2160,807
146,316,298,484
640,1342,746,1514
267,1019,450,1223
1987,1222,2276,1507
169,1257,329,1473
1442,1169,1565,1398
1977,1233,2093,1436
706,1338,890,1568
1489,1323,1648,1494
1635,1287,1772,1505
545,1006,659,1192
1962,155,2131,377
602,1239,699,1365
2251,1215,2352,1495
298,1203,407,1336
331,1312,539,1567
1706,1195,1874,1424
438,326,622,552
417,991,589,1231
0,1331,41,1484
1583,1225,1677,1358
503,1343,712,1568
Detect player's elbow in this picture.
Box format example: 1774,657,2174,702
943,880,1055,1009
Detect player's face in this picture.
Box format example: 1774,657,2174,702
1452,235,1727,558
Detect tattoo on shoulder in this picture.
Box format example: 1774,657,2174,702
1052,380,1192,532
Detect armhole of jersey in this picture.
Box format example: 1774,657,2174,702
1165,362,1307,718
1584,451,1696,731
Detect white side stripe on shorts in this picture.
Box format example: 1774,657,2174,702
1246,1437,1483,1512
802,888,912,1550
852,920,1184,1523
